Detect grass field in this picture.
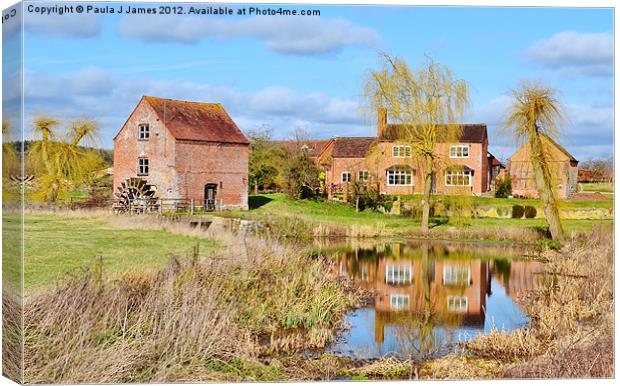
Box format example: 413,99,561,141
8,214,215,294
231,193,612,239
579,182,614,193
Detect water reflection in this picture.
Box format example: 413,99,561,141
321,240,543,360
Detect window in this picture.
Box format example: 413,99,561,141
387,166,413,186
445,168,472,186
386,263,412,285
138,158,149,176
341,171,351,183
447,296,468,312
358,170,370,181
449,145,469,158
390,294,410,311
361,266,369,281
392,145,412,158
138,124,150,140
443,266,471,286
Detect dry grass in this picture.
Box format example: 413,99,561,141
2,283,22,383
464,225,614,378
419,353,505,380
22,229,363,383
407,225,542,244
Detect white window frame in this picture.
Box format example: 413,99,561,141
443,266,471,286
392,145,412,158
358,170,370,181
390,294,410,311
341,171,351,183
138,123,150,140
449,145,469,158
138,158,149,176
387,166,413,186
385,263,413,285
445,168,473,186
447,296,468,313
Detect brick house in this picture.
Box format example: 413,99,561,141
507,135,578,199
113,96,249,210
312,108,492,198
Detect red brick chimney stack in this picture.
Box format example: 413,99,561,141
378,107,387,138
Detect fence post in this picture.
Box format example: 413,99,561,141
190,199,195,215
159,199,163,214
192,242,200,265
94,255,103,288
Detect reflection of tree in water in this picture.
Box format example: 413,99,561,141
494,258,512,289
391,243,465,379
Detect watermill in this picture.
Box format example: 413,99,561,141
114,178,157,212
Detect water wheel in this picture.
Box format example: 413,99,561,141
114,178,157,213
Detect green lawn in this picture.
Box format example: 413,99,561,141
7,214,215,294
243,194,420,230
579,182,614,193
231,193,612,239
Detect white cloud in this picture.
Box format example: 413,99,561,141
22,68,368,148
526,31,613,76
473,95,613,160
117,15,380,55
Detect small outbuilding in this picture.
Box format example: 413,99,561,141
507,135,578,199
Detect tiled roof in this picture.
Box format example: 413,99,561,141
380,124,487,143
543,134,578,163
332,137,376,158
276,139,333,158
143,96,249,144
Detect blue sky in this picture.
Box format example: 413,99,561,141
3,1,614,161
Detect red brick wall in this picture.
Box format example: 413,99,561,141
113,99,249,209
325,140,490,196
174,141,248,209
113,99,179,198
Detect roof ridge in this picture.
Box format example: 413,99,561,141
143,95,222,106
541,134,578,162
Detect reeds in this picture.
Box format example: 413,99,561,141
464,225,614,378
22,231,362,383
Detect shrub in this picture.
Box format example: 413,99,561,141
524,205,537,219
349,179,383,211
511,205,524,219
283,152,322,199
495,174,513,198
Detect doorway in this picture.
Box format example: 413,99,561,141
204,183,218,211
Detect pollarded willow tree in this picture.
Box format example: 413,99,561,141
364,54,470,230
503,82,566,242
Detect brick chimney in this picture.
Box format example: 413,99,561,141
378,107,387,138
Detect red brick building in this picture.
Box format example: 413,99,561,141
507,135,578,199
113,96,249,210
299,108,493,198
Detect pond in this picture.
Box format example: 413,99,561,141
318,239,543,360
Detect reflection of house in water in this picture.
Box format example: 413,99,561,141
329,242,492,343
492,260,544,299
